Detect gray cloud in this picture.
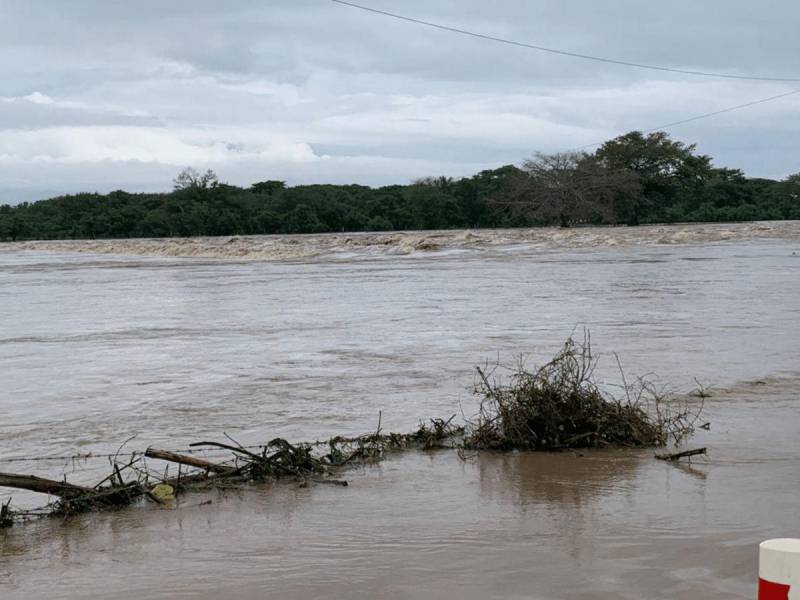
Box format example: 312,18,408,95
1,0,798,203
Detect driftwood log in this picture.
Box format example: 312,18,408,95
145,448,235,475
0,472,94,498
0,471,145,518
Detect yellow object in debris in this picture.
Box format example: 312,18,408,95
151,483,175,502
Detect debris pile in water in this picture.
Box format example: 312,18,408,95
464,335,701,451
0,418,462,527
0,338,702,528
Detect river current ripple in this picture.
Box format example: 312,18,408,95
1,223,799,599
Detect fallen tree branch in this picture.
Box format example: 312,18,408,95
188,441,263,461
145,448,235,475
309,478,349,486
0,472,94,498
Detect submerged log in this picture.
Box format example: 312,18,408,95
0,472,93,498
0,471,143,516
655,447,707,462
61,482,143,509
145,448,235,475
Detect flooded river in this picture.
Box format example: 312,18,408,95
1,222,799,599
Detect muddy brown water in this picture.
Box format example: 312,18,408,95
1,223,799,599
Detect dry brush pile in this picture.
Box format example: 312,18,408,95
464,335,701,451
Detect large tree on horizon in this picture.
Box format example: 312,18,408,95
493,151,641,228
595,131,715,223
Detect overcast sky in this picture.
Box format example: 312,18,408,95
1,0,798,203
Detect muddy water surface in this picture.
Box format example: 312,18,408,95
1,223,799,599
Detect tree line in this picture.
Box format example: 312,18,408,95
1,131,798,241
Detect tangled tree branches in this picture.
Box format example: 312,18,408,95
464,335,701,451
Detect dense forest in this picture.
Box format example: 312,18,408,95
1,131,798,241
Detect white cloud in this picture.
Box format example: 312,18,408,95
23,91,55,105
0,126,322,166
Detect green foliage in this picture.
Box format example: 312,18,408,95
0,132,796,241
0,165,520,241
596,131,715,224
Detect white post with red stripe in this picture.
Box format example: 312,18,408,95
759,539,800,599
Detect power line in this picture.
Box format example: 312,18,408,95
0,437,347,465
329,1,799,151
0,445,265,464
331,0,800,83
572,87,800,151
